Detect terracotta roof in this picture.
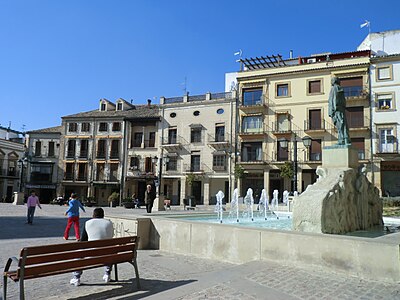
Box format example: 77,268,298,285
27,125,63,134
62,104,160,120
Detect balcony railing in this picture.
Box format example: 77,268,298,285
64,173,74,180
378,141,399,154
271,121,292,134
0,169,19,177
110,151,120,159
343,86,368,98
96,152,106,159
183,163,212,173
162,135,184,145
309,152,322,161
79,151,88,158
66,151,75,158
347,116,369,129
76,175,87,181
304,119,326,131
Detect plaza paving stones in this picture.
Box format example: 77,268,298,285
1,203,400,300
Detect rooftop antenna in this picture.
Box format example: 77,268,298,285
181,76,187,95
360,20,371,50
21,124,26,132
234,49,243,71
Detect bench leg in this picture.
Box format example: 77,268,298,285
3,275,7,300
131,260,141,290
114,264,118,282
19,279,25,300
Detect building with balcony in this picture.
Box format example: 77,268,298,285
235,50,372,200
59,98,158,206
359,30,400,196
25,126,62,203
159,92,236,206
0,126,25,202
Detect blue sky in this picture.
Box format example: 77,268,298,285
0,0,399,132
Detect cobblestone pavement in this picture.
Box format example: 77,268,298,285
1,203,400,300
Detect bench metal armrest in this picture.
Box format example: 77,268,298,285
4,256,19,273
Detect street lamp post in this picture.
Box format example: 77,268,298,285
17,157,28,193
279,136,312,192
152,155,170,210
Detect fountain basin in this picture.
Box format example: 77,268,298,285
147,213,400,282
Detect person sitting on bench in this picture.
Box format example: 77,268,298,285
70,207,114,286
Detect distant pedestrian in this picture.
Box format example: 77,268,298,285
26,190,42,224
64,193,85,240
144,185,156,213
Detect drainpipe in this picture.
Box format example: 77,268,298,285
119,118,128,206
368,65,375,186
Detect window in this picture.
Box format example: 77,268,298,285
377,66,392,81
215,124,225,142
276,83,289,97
276,113,290,132
379,128,395,153
148,132,156,147
193,110,200,116
77,163,87,181
242,116,262,133
80,140,88,158
191,127,202,143
35,141,42,157
309,139,322,161
170,112,176,118
243,89,262,106
351,138,365,160
112,122,121,132
166,157,177,171
116,102,123,111
145,157,154,173
97,140,106,158
191,154,201,171
345,106,364,128
100,102,106,111
377,93,394,110
68,123,77,132
308,109,322,130
48,141,55,157
130,157,139,169
99,123,108,132
168,128,177,144
31,164,52,183
277,142,288,161
213,155,226,171
109,164,118,181
81,122,90,132
340,77,363,97
217,108,224,114
67,140,76,158
241,142,262,162
65,163,74,180
133,133,143,147
96,163,105,181
110,140,120,159
308,80,322,94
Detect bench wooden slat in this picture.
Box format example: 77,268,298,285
22,252,134,278
22,236,137,256
25,244,134,266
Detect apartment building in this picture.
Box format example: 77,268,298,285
235,51,371,200
25,126,62,203
124,100,160,203
159,92,236,205
358,30,400,196
0,126,25,202
60,99,158,205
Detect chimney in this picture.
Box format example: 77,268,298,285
147,99,151,106
290,50,293,59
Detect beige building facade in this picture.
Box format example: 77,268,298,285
236,51,372,201
159,92,236,206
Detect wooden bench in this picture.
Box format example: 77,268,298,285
3,236,141,300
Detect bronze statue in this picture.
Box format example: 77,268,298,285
328,77,350,145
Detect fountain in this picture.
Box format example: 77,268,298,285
215,190,224,223
258,189,269,220
243,188,254,221
271,189,279,212
228,188,240,222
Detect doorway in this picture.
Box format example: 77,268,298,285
192,181,202,205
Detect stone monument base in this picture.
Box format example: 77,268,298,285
13,192,25,205
292,146,383,234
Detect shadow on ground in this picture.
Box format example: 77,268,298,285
68,278,196,300
0,216,91,239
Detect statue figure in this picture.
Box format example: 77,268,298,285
328,77,350,145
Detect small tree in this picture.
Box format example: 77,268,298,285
234,165,245,180
108,192,120,207
280,162,294,179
